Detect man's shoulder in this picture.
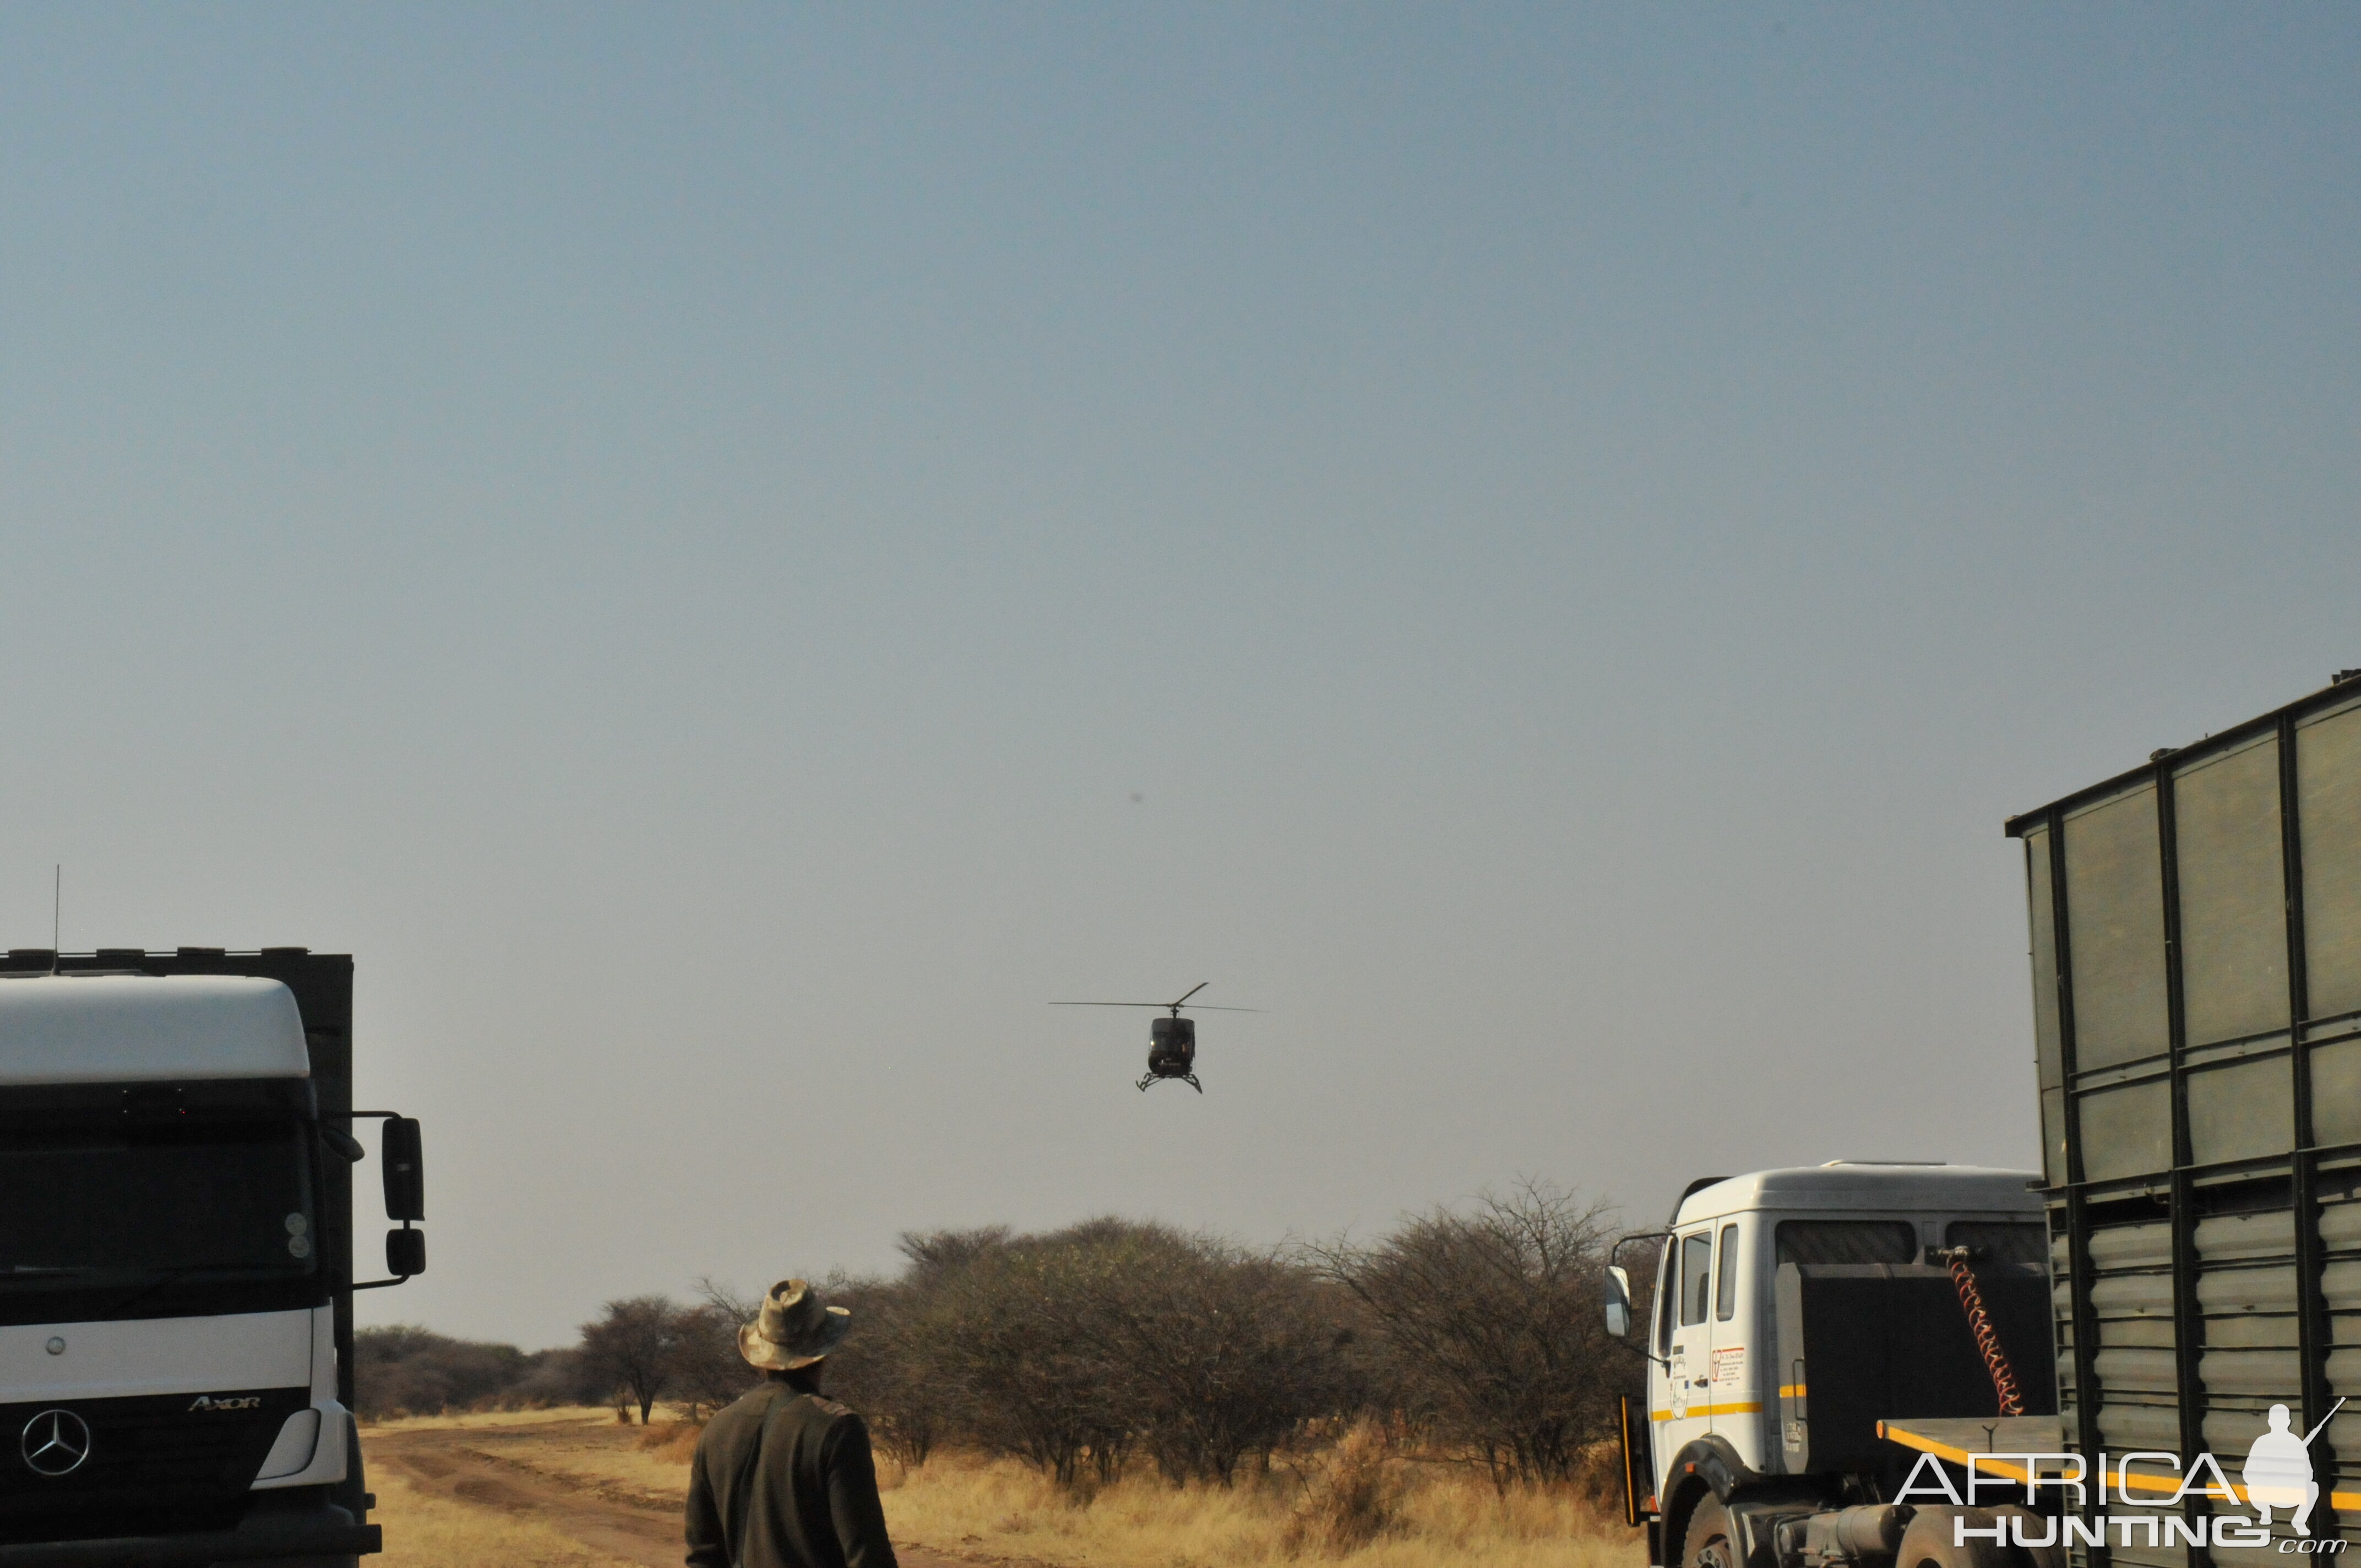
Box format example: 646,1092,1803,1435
772,1390,873,1451
699,1384,780,1447
780,1390,861,1426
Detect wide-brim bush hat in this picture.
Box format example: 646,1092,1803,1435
738,1278,851,1371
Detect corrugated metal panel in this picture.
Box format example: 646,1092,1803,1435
2319,1200,2361,1249
2319,1039,2361,1146
2090,1221,2175,1268
2196,1267,2303,1315
2096,1347,2180,1392
2186,1055,2295,1166
2098,1402,2183,1450
2081,1079,2175,1182
2322,1258,2361,1311
2014,681,2361,1566
2198,1348,2304,1395
2298,700,2361,1018
2175,735,2291,1047
2194,1210,2295,1261
2064,783,2170,1074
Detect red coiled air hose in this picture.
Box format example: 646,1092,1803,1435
1938,1247,2025,1418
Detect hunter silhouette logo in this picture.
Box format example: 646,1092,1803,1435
186,1395,262,1413
2245,1401,2340,1535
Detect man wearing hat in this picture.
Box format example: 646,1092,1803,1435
684,1279,900,1568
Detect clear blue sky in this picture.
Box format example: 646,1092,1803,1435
2,6,2355,1347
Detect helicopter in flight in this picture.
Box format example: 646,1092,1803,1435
1049,982,1259,1092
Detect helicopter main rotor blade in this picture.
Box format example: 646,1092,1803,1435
1047,1000,1265,1012
1171,982,1211,1009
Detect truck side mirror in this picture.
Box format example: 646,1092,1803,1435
385,1227,426,1277
1604,1265,1633,1338
382,1117,425,1222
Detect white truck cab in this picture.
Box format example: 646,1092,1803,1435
0,955,423,1566
1606,1164,2053,1568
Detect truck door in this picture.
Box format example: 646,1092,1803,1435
1707,1219,1766,1471
1658,1226,1717,1469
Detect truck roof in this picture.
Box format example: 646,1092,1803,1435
0,973,309,1084
1672,1163,2041,1227
2005,672,2360,832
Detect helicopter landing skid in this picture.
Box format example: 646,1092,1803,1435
1138,1072,1204,1093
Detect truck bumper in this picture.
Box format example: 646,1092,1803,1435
0,1522,379,1566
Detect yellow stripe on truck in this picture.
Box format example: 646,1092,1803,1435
1650,1402,1764,1421
1777,1384,1805,1398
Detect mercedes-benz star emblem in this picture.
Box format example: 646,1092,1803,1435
21,1410,91,1477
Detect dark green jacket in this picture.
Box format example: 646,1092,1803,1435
684,1382,900,1568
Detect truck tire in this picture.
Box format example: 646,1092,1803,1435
1679,1494,1739,1568
1895,1506,2017,1568
1979,1505,2065,1568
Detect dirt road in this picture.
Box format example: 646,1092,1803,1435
368,1420,984,1568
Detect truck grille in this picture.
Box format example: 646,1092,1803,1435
0,1387,307,1543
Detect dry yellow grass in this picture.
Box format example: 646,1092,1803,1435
366,1407,1647,1568
872,1446,1644,1568
369,1471,640,1568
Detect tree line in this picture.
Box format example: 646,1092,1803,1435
356,1180,1645,1490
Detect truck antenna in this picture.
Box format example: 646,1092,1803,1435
50,865,59,973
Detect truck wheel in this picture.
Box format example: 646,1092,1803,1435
1979,1505,2064,1568
1680,1495,1739,1568
1895,1507,2016,1568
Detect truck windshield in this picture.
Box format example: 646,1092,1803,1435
1774,1219,1917,1265
0,1120,315,1283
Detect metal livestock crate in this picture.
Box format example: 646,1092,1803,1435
2007,673,2361,1566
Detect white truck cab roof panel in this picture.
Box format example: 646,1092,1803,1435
1673,1163,2041,1226
0,974,309,1084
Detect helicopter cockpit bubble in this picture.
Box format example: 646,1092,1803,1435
1149,1015,1195,1071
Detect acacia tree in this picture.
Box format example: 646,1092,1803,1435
352,1326,534,1418
818,1268,955,1467
1303,1179,1632,1488
580,1295,682,1425
917,1232,1125,1484
670,1293,759,1420
1065,1223,1361,1485
875,1219,1359,1488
